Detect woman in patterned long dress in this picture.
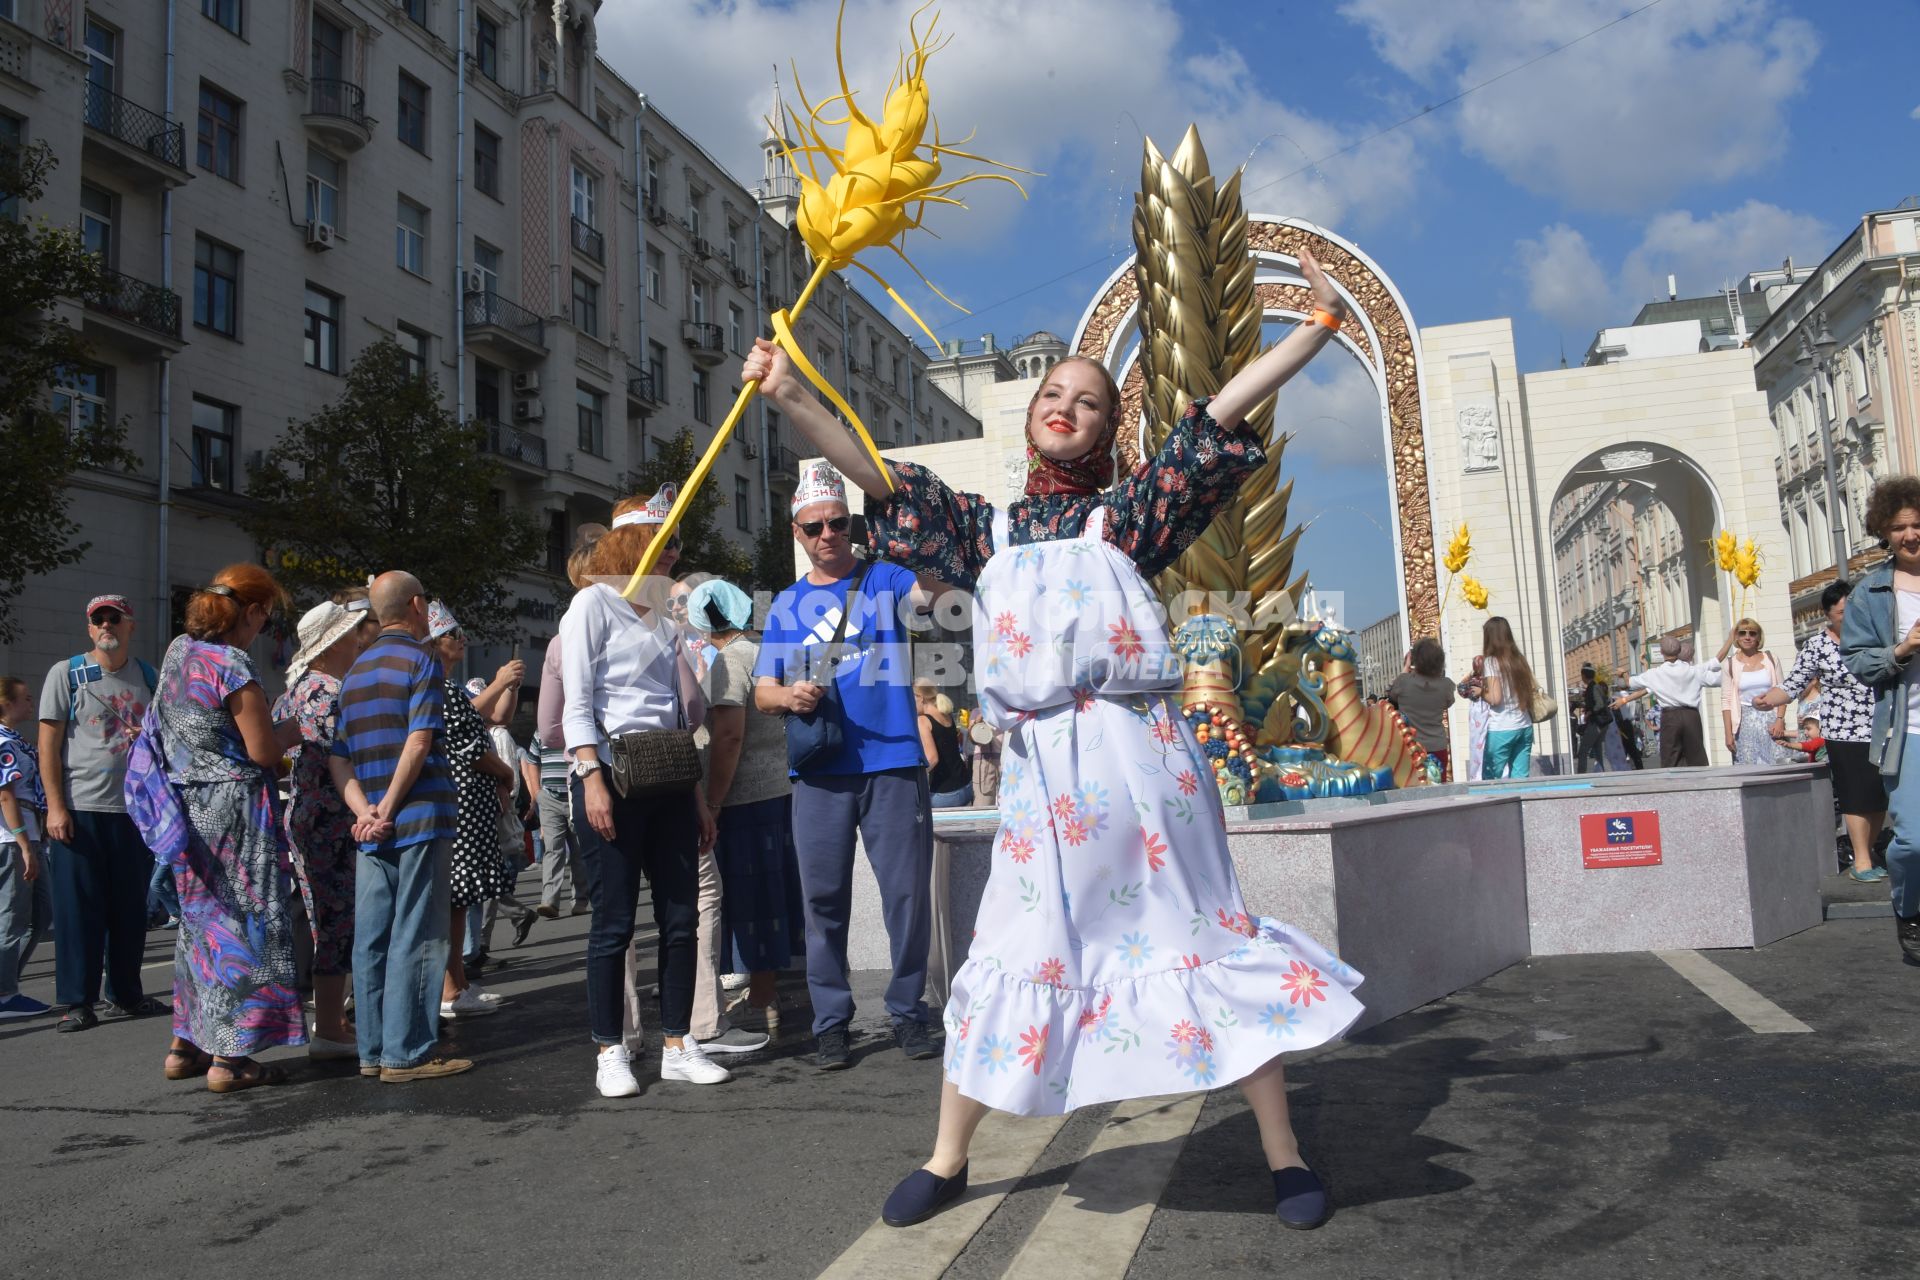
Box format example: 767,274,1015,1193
426,602,516,1018
150,565,306,1092
272,601,370,1059
740,248,1364,1230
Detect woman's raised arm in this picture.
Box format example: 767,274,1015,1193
1208,248,1347,432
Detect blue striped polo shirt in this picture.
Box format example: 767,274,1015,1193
331,629,456,851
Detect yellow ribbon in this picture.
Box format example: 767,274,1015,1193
769,307,894,492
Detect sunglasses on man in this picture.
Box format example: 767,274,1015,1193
796,516,851,538
89,610,125,627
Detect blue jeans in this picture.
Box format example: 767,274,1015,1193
929,783,974,809
1483,726,1535,779
1884,746,1920,918
0,841,54,999
352,837,452,1070
146,855,180,925
791,766,933,1035
44,810,151,1008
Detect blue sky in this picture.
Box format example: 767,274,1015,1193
601,0,1918,625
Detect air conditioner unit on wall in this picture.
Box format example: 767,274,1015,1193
465,271,484,293
512,370,540,394
306,222,336,250
513,398,545,421
742,441,760,459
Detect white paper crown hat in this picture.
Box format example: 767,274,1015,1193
612,483,677,530
791,462,847,516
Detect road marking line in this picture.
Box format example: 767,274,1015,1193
1002,1093,1205,1280
1655,950,1812,1034
816,1109,1069,1280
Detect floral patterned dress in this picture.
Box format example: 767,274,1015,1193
154,636,305,1055
445,679,508,910
273,671,356,976
866,401,1364,1115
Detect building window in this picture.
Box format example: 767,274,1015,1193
692,367,709,423
190,396,235,490
726,221,742,269
0,116,19,221
80,183,113,263
475,359,503,421
576,384,605,456
473,125,499,198
196,83,242,181
687,192,704,239
735,476,751,530
193,235,239,336
201,0,241,35
690,280,708,325
397,323,430,378
53,366,109,441
570,164,597,226
648,341,666,398
395,198,427,275
397,73,428,152
472,241,500,296
305,146,339,227
571,272,598,337
311,13,346,81
475,14,500,81
728,304,744,354
401,0,428,31
644,153,661,207
304,284,340,372
646,245,663,302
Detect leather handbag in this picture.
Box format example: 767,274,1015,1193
786,563,872,774
603,673,701,799
1530,691,1560,724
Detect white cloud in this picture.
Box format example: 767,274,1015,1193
1277,344,1389,471
1518,223,1610,333
1516,201,1831,342
1911,104,1920,120
1337,0,1819,212
594,0,1429,268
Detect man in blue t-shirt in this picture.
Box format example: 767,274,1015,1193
755,464,935,1071
327,571,470,1083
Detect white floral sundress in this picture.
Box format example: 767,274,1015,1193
942,507,1365,1115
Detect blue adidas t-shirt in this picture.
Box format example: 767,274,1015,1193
755,560,923,777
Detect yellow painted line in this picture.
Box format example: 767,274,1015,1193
1001,1093,1205,1280
1656,950,1812,1034
817,1109,1069,1280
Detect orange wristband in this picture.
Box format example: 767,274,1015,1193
1311,308,1343,332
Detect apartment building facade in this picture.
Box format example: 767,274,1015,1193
0,0,980,683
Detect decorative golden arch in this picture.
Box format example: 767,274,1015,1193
1068,218,1437,641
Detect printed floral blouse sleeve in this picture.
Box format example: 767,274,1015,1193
1104,398,1267,579
863,460,996,592
293,676,339,748
1779,638,1821,698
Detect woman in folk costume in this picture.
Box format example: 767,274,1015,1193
739,248,1364,1230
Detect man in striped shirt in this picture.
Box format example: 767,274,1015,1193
327,571,470,1083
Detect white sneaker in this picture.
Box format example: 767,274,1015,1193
661,1040,732,1085
720,972,749,992
596,1044,642,1098
442,988,500,1019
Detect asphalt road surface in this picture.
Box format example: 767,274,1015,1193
4,909,1917,1279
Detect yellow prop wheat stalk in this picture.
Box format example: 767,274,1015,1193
1713,529,1738,574
1438,522,1472,610
1461,574,1490,611
622,2,1030,597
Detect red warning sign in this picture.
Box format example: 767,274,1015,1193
1580,811,1663,869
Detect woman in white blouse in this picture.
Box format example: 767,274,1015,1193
562,493,719,1098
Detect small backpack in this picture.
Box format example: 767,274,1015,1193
123,702,190,870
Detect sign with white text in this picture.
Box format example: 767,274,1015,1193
1580,811,1663,869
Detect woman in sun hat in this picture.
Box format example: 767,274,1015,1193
273,599,371,1060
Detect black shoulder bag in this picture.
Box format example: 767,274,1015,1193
785,563,872,775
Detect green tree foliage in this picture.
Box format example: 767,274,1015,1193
0,142,136,642
241,340,542,639
619,428,753,583
750,521,798,595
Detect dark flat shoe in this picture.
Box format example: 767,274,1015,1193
102,995,168,1020
883,1164,968,1227
164,1046,214,1080
513,912,537,947
56,1005,99,1033
1272,1166,1330,1230
206,1057,293,1094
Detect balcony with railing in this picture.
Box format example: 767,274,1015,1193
464,290,547,361
304,78,373,151
479,418,547,471
571,216,604,264
681,320,725,366
80,81,187,186
82,267,183,353
626,367,663,411
770,444,801,482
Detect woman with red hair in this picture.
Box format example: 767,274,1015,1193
140,563,307,1092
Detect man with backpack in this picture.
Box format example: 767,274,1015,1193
37,594,166,1032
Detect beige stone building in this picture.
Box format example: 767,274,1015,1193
0,0,979,684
